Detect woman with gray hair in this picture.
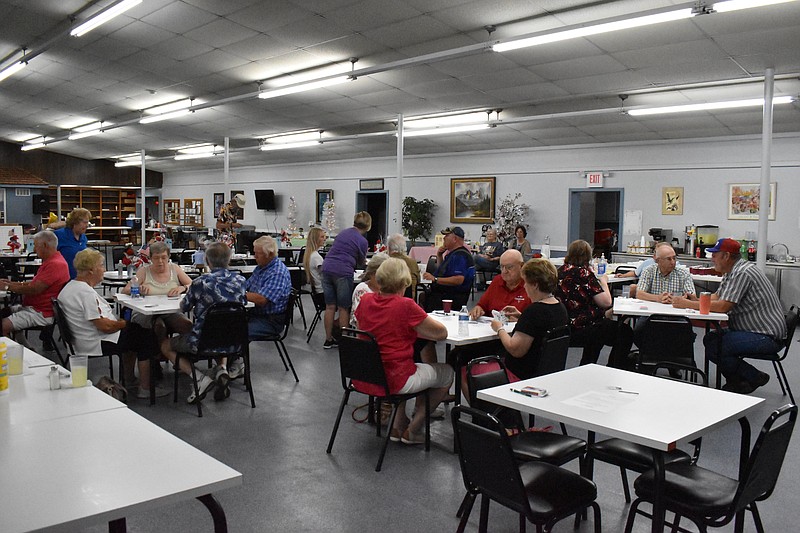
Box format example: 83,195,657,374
386,233,420,300
350,252,389,328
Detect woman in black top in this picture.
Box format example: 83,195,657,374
491,258,569,379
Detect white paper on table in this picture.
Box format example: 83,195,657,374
562,390,638,413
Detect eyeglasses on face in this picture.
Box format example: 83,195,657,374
499,264,519,271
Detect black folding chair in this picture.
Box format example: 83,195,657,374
249,290,299,382
52,298,117,376
173,302,254,417
306,290,326,343
327,328,430,472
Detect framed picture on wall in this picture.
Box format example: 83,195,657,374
450,177,495,224
728,183,776,220
213,192,224,218
316,189,333,225
662,187,683,215
230,190,244,218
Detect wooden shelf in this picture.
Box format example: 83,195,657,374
50,187,140,245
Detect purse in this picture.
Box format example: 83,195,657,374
95,375,128,404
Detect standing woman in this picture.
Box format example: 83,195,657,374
554,239,633,368
511,224,532,260
53,207,91,279
303,227,327,294
216,193,245,248
320,211,371,349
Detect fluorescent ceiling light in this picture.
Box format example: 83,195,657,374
493,8,694,52
71,0,142,37
177,144,219,155
114,160,142,167
21,139,47,151
140,99,195,124
713,0,798,13
401,124,492,138
68,121,110,140
258,76,350,99
269,61,354,88
260,141,321,151
627,96,794,116
0,61,27,83
405,112,489,129
262,131,321,143
174,152,218,161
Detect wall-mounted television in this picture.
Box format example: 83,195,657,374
254,189,276,211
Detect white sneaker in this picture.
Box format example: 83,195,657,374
186,375,215,404
228,360,245,380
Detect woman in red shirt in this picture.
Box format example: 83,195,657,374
355,258,452,445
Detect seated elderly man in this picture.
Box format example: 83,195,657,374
474,227,505,289
58,249,157,393
635,242,695,304
421,226,475,312
673,238,786,394
246,235,291,339
160,242,248,403
0,231,69,345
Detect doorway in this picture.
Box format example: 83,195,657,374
568,189,623,257
356,191,388,250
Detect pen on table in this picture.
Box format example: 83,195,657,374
510,388,535,397
609,386,639,395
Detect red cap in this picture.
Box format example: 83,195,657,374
707,238,741,254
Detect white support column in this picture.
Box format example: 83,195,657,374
140,149,146,246
396,113,404,235
757,68,774,271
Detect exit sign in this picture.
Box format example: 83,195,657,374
586,172,604,188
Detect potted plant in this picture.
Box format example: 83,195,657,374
401,197,436,245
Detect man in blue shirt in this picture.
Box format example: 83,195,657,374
52,208,91,279
246,235,291,338
422,226,475,311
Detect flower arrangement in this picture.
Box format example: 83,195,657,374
280,229,291,246
495,193,530,243
6,229,21,253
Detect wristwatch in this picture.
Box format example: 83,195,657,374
434,277,438,283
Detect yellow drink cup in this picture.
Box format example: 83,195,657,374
70,356,88,387
7,344,23,375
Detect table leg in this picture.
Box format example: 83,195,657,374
197,494,228,533
733,417,752,532
650,449,666,533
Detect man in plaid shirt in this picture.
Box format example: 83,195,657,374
636,242,695,304
245,235,291,338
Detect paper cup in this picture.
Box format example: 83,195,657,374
442,299,453,314
7,344,23,375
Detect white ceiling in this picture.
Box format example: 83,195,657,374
1,0,799,173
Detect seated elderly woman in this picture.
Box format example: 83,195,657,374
554,239,633,368
121,241,193,398
349,252,389,328
57,249,157,393
490,258,569,380
386,233,420,300
354,257,453,445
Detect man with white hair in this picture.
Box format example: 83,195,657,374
0,231,69,340
245,235,291,339
386,233,420,299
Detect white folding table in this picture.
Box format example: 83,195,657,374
478,364,763,533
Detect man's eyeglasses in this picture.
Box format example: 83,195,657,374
499,264,519,271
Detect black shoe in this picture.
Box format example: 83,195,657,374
722,378,756,394
751,371,770,390
323,338,338,349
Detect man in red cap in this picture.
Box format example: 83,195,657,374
673,237,785,393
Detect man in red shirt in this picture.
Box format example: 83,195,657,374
0,231,70,340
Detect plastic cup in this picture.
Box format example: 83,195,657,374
699,292,711,315
621,285,631,299
442,299,453,314
7,344,23,375
70,356,88,387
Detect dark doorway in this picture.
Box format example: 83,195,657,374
356,191,388,250
568,189,623,257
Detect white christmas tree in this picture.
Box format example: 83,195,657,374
323,199,337,234
287,196,298,232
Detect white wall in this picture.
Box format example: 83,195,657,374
162,133,800,253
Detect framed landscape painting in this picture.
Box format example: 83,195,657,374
450,177,495,224
728,183,776,220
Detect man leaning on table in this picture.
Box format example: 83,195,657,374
673,238,786,394
421,226,475,312
0,231,69,343
635,242,695,304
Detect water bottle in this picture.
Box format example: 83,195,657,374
458,306,469,337
130,276,140,299
116,261,124,276
598,254,607,276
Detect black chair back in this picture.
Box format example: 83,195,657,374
636,314,696,369
275,290,297,341
735,404,797,510
337,328,390,396
51,298,76,355
652,362,708,386
290,268,305,291
465,356,525,431
278,248,294,265
195,302,248,357
425,255,438,275
111,246,127,266
534,325,571,377
311,290,325,311
452,406,528,514
615,265,637,275
179,249,195,265
297,246,306,265
783,305,799,350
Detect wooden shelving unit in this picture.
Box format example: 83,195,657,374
50,187,139,244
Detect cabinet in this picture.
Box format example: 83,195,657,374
163,198,204,227
50,187,139,244
164,199,180,224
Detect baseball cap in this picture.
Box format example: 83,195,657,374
232,193,246,208
707,238,741,254
441,226,465,239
